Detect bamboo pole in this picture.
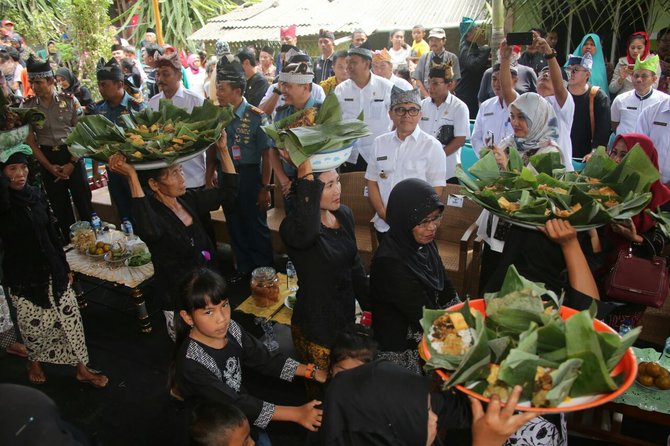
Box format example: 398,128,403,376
490,0,505,64
151,0,164,46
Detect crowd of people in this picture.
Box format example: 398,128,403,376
1,15,670,446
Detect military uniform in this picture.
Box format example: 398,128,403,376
91,92,146,222
21,91,93,240
221,99,274,273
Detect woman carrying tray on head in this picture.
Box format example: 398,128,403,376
0,145,108,387
279,155,369,399
109,130,237,341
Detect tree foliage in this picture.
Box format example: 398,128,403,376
120,0,242,50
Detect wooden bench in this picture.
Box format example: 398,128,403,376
434,184,483,298
339,172,376,270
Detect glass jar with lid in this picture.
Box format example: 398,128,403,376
250,267,280,307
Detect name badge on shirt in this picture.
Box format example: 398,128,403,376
344,98,354,101
373,98,384,102
377,156,388,161
484,112,494,117
653,121,668,126
232,145,241,160
421,117,429,121
626,106,638,110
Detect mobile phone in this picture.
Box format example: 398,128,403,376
506,32,534,46
485,131,495,148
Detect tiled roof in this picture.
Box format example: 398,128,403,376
189,0,487,42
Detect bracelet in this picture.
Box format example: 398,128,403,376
305,363,318,380
544,50,556,60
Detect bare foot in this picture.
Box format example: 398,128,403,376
6,342,28,358
28,361,46,384
76,364,109,389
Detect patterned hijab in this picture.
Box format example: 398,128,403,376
509,92,560,156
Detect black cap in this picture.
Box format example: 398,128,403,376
146,27,156,34
261,46,274,56
26,54,53,79
216,59,246,84
96,58,124,81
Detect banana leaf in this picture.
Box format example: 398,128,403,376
468,151,504,183
487,264,560,308
314,93,341,125
10,108,46,128
647,208,670,238
443,311,491,387
529,151,564,176
599,326,641,371
565,310,620,397
602,145,660,195
0,125,31,149
581,147,616,178
67,101,233,165
421,302,480,371
543,358,583,407
607,191,652,221
508,146,523,173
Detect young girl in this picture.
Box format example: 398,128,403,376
173,268,327,445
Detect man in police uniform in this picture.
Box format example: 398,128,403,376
268,60,321,210
90,59,146,223
335,46,394,172
207,60,274,282
22,55,93,241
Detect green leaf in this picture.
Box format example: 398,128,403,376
602,145,660,195
530,151,564,175
582,147,616,178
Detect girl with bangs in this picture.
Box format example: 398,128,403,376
172,268,327,446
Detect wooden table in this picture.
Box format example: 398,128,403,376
234,273,293,325
66,247,155,333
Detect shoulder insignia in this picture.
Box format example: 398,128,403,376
59,92,74,99
248,105,265,115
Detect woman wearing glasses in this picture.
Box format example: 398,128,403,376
369,178,458,374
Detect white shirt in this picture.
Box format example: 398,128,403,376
335,74,394,164
185,70,208,98
636,96,670,183
388,47,411,69
261,82,326,119
471,96,513,155
149,86,207,188
365,126,447,232
545,95,575,172
389,74,413,90
612,88,665,136
419,94,470,179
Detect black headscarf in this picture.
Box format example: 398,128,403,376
321,360,431,446
375,178,446,291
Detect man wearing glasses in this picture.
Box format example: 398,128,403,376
365,87,446,240
611,54,664,135
566,53,610,159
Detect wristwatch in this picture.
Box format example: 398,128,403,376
305,363,318,380
544,49,557,60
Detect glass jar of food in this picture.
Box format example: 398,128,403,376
250,267,280,307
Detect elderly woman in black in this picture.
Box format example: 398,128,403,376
370,178,459,374
108,131,237,339
0,147,107,387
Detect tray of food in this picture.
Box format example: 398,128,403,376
456,146,659,230
419,265,638,412
66,100,234,169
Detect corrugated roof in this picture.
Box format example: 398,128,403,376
189,0,487,42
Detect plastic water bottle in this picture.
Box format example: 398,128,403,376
91,213,102,234
285,260,298,292
619,320,632,336
122,218,134,237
